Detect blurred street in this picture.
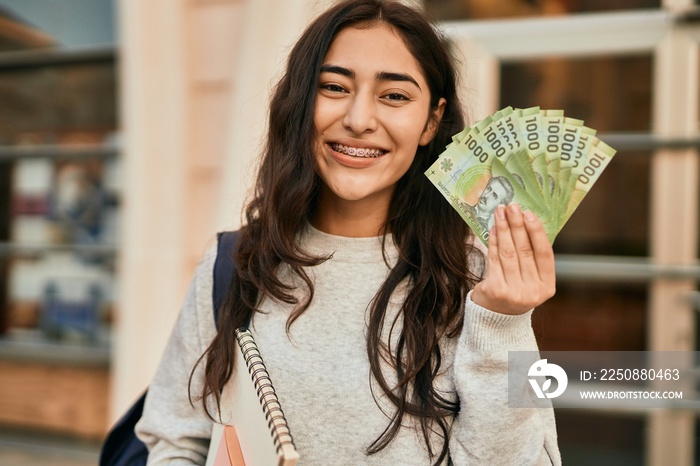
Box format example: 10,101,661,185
0,428,100,466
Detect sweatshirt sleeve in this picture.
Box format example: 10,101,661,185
449,291,561,466
135,243,219,466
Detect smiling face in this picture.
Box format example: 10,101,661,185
312,23,444,234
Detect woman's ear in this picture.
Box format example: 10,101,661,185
419,97,447,146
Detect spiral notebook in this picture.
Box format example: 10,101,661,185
205,329,299,466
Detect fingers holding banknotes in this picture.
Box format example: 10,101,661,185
471,203,556,315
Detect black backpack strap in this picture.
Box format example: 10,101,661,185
213,230,242,327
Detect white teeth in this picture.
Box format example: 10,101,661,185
330,143,387,158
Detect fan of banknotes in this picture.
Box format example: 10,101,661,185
425,106,616,245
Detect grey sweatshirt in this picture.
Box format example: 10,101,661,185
135,225,561,465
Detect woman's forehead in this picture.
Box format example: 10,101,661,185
322,23,425,82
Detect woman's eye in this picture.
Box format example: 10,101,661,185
383,92,409,102
321,83,346,93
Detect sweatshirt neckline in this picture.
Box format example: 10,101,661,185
301,223,398,265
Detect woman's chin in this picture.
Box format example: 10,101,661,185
326,184,392,205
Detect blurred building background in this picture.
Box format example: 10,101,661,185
0,0,698,465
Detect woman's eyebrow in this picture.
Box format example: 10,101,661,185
319,64,421,90
376,71,421,90
320,64,354,78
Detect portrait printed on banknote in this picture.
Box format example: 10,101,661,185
458,176,515,232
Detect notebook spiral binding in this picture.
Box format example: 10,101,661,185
235,329,296,454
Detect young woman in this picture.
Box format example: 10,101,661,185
136,1,561,465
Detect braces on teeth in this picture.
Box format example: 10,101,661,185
331,143,387,158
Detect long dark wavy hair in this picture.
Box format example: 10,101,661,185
193,1,482,464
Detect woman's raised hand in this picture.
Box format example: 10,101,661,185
471,203,556,315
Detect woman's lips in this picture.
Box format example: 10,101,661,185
329,142,388,158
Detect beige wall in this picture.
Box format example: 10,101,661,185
115,0,189,418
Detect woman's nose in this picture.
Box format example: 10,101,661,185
342,92,378,135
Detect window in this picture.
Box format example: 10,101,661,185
425,0,661,20
438,4,700,464
0,0,117,441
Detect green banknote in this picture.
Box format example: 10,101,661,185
503,148,548,210
426,144,493,241
426,144,551,245
467,106,548,211
557,125,598,232
517,106,548,197
426,107,616,244
473,107,524,164
555,117,584,221
542,109,564,221
491,157,558,242
494,107,526,155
